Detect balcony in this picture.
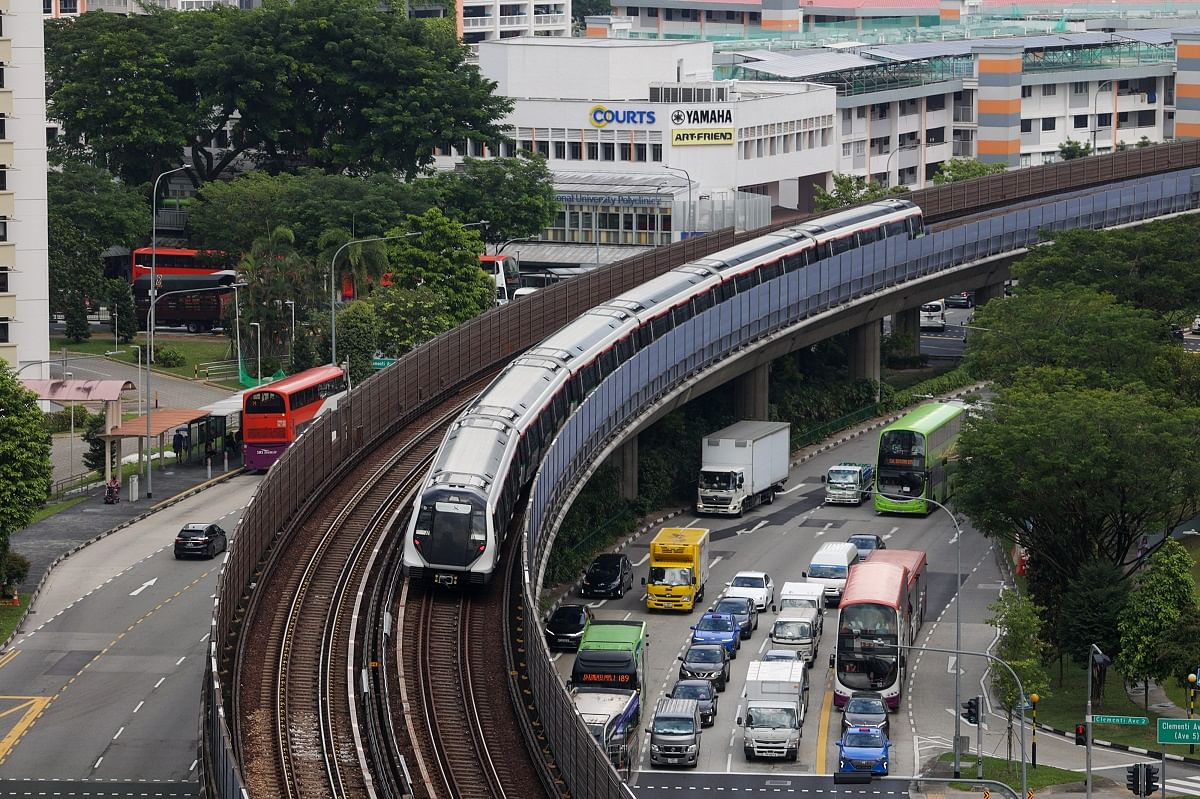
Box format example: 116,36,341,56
498,14,529,25
463,15,493,26
0,90,12,117
952,140,975,158
0,243,14,269
534,12,565,24
0,141,13,168
0,192,14,218
0,41,11,66
0,292,13,319
953,107,974,123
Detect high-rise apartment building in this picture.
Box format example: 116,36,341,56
1,2,48,373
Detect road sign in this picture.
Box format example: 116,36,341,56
1028,790,1034,799
371,357,397,370
1158,718,1200,744
983,790,990,799
1091,714,1149,726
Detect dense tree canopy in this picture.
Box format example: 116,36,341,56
384,208,493,324
956,379,1200,609
931,158,1007,184
1118,541,1198,706
47,216,103,319
47,162,149,251
1013,218,1200,316
428,155,560,247
46,0,513,183
0,367,52,549
812,174,907,211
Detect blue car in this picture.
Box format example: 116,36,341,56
838,726,890,776
690,613,741,658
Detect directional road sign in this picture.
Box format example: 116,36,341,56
1091,714,1149,726
371,357,397,370
1158,718,1200,744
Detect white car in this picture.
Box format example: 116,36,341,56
725,570,775,611
919,300,946,331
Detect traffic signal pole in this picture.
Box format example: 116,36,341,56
977,695,985,780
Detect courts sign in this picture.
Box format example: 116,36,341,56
590,105,656,127
671,128,735,146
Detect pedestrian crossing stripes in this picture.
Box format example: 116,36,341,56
1165,776,1200,796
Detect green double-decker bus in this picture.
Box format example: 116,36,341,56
873,402,965,514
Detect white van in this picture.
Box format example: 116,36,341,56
777,582,825,620
806,542,858,606
919,300,946,331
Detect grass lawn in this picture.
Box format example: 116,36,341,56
28,496,87,524
0,594,30,643
49,334,232,380
938,752,1085,792
1036,662,1185,750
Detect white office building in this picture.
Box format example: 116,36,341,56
3,2,49,374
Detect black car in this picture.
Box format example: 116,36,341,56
846,534,886,562
580,553,634,598
842,691,890,737
945,291,975,308
174,522,228,559
544,603,594,650
678,644,730,692
710,596,758,639
670,679,719,726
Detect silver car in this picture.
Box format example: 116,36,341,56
670,679,718,727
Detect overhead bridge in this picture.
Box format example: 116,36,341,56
202,141,1200,797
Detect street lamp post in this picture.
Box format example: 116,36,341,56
144,283,243,499
663,165,695,239
134,345,142,414
14,352,125,377
885,140,923,188
1085,644,1112,799
1092,80,1114,153
249,322,261,385
149,165,191,364
65,371,74,476
284,300,295,366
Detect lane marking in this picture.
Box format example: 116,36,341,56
884,527,899,541
780,483,807,495
129,577,158,597
112,725,124,740
0,651,19,671
815,671,835,774
633,553,649,567
133,701,144,714
0,697,53,764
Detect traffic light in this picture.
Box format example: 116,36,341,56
961,696,980,724
1144,765,1159,795
1075,723,1087,746
1126,764,1143,796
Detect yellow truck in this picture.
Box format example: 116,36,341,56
643,527,710,611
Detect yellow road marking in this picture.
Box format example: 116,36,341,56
816,669,835,774
0,650,19,671
0,696,52,763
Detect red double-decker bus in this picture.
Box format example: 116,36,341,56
130,247,232,282
241,365,348,471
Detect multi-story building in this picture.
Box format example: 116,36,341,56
44,0,238,16
5,1,49,373
461,0,572,43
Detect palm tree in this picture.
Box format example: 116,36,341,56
318,227,392,302
237,225,320,369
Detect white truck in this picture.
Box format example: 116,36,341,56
738,660,809,761
824,462,875,505
696,421,791,516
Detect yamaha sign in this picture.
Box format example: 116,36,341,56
670,108,734,125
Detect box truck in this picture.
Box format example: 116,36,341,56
696,421,791,516
823,462,875,505
738,660,809,760
644,527,709,611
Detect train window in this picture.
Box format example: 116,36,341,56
599,348,618,377
735,271,757,293
858,226,881,245
552,391,568,424
617,336,635,363
760,261,782,282
908,216,925,237
567,374,584,407
580,362,600,395
651,313,673,339
517,433,532,466
829,236,855,256
884,220,907,238
717,281,735,302
636,324,653,350
672,302,694,326
813,242,831,261
537,408,554,445
693,289,714,313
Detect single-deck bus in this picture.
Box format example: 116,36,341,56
874,402,965,514
242,365,347,471
833,560,922,710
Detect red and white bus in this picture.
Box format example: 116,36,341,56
833,550,927,710
130,247,232,282
241,365,348,471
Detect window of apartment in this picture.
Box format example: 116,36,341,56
59,0,77,10
601,142,615,161
651,143,663,162
1041,84,1057,97
872,103,889,120
568,141,582,159
1042,151,1059,165
1020,119,1033,133
628,6,639,14
854,140,866,156
1073,114,1088,129
870,135,889,155
664,8,673,19
42,0,52,12
1021,85,1033,98
635,143,647,162
927,94,946,112
1042,117,1056,131
1097,113,1112,128
705,9,715,19
1118,111,1130,125
925,126,945,144
842,142,852,157
586,141,599,159
1019,153,1032,168
1137,109,1156,127
554,141,566,159
1072,82,1088,94
646,6,657,15
0,321,8,344
749,12,759,21
0,271,7,293
856,106,867,119
842,109,852,123
725,10,737,19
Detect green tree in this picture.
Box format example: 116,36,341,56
47,217,104,320
385,208,493,324
289,310,327,373
236,226,322,365
1013,220,1200,315
931,158,1008,184
81,411,113,475
0,366,53,550
964,287,1175,390
335,301,380,385
63,289,92,344
372,284,454,356
1153,613,1200,692
571,0,612,27
1057,560,1130,666
1137,136,1153,149
956,382,1200,610
47,162,149,252
1117,540,1199,708
813,174,907,212
1058,138,1094,160
107,280,138,345
430,154,559,248
987,590,1052,714
320,228,391,302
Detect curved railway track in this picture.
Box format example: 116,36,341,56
234,378,496,798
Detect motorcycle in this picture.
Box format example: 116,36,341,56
104,479,120,504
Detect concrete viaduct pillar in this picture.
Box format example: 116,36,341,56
733,363,770,421
848,321,881,383
611,435,639,500
891,308,921,358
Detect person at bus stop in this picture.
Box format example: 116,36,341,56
173,431,185,463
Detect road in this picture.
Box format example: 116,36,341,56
0,474,261,797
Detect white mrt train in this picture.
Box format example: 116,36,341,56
403,199,925,586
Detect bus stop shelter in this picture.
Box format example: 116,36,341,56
102,409,211,484
20,378,135,483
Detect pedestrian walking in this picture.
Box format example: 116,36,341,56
172,430,185,464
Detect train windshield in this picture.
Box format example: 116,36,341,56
412,494,488,568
